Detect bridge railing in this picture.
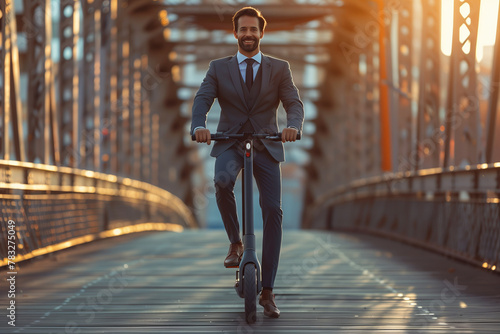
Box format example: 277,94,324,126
0,160,197,266
303,163,500,272
300,1,500,273
0,0,201,266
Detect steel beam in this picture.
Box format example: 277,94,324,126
0,1,4,160
117,19,132,177
98,0,115,173
346,53,363,181
80,0,102,171
108,0,119,174
486,3,500,163
49,59,61,166
163,3,339,32
151,112,160,186
444,0,481,167
59,0,80,167
395,1,413,172
416,0,441,170
1,0,25,161
0,0,9,160
141,55,152,183
25,0,51,164
362,45,380,178
376,0,393,172
131,52,141,180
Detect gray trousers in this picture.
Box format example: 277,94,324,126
214,143,283,289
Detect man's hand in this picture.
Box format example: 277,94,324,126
281,127,298,143
195,128,211,145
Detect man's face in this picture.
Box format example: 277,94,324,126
234,16,263,55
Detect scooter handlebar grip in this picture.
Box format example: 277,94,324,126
279,132,301,140
191,133,229,141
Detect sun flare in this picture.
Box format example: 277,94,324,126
441,0,499,61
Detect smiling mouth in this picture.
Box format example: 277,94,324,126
240,38,257,50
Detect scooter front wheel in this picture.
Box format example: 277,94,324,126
243,263,257,324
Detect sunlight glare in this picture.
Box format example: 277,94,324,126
441,0,499,61
441,0,453,56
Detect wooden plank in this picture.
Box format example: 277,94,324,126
1,229,499,333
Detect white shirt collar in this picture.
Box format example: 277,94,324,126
237,51,262,64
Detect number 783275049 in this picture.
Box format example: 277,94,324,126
7,220,17,270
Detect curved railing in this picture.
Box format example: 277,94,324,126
0,160,197,266
303,163,500,272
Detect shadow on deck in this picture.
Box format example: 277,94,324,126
2,229,499,333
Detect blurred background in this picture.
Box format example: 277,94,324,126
1,0,499,270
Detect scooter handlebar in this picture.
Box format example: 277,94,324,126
191,132,301,142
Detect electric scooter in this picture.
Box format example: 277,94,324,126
192,131,301,323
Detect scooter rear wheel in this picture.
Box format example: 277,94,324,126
243,263,257,324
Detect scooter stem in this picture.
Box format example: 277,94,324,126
235,138,262,297
243,139,254,238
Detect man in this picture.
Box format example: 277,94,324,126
191,7,304,318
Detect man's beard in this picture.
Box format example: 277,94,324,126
238,37,259,53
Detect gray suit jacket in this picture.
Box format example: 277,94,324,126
191,54,304,162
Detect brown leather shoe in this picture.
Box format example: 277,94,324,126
259,290,280,318
224,241,243,267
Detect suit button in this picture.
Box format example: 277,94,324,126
240,122,244,126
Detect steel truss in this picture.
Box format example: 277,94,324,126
394,0,413,172
302,0,500,235
444,0,481,167
25,0,55,164
59,0,80,167
0,0,195,205
81,0,101,170
1,0,25,161
417,0,441,170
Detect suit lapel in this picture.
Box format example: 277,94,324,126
249,54,271,114
259,55,271,101
228,55,246,106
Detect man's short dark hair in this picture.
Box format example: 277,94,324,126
232,7,267,32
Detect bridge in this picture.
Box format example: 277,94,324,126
1,0,500,332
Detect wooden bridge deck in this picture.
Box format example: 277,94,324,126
2,229,500,333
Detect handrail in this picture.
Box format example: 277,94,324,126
0,160,197,265
303,163,500,272
305,162,500,218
